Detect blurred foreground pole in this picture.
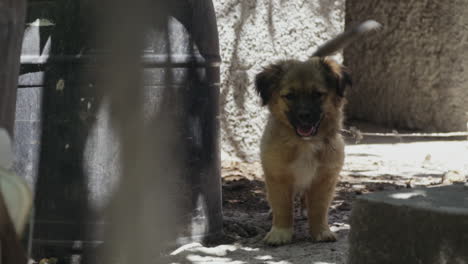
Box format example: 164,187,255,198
93,0,222,262
0,0,25,137
93,1,179,263
0,0,28,263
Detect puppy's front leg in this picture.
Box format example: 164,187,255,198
263,177,294,246
305,169,338,242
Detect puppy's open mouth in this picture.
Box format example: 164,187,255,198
295,118,322,138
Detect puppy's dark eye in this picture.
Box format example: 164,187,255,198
282,93,296,100
313,92,325,98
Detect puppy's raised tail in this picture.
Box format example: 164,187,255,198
311,20,381,57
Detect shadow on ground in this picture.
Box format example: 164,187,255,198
167,175,412,263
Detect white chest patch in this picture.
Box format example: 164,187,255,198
290,144,321,192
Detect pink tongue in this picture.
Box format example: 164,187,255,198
297,126,315,137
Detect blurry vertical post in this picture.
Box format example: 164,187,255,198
92,0,181,262
0,0,25,137
91,0,222,262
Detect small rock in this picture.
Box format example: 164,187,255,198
424,154,432,162
441,170,466,184
337,201,352,211
223,179,248,191
352,184,366,195
406,179,414,188
38,258,58,264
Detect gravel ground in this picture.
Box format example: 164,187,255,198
168,123,468,264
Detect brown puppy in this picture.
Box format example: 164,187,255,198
256,57,349,245
255,20,380,246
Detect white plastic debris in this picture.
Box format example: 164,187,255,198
0,128,33,235
0,129,13,169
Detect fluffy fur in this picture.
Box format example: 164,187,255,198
255,20,379,245
255,57,350,245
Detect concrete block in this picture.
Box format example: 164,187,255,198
344,0,468,132
348,184,468,264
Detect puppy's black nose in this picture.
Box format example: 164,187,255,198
298,111,312,122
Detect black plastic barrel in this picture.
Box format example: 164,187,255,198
15,0,222,262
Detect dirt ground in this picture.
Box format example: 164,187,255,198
168,122,467,264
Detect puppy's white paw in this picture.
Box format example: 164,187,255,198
311,229,336,242
263,226,293,246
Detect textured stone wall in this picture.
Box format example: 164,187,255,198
344,0,468,132
214,0,345,161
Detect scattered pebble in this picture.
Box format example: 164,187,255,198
441,170,466,184
337,201,352,211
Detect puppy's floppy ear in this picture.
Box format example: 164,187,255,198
255,61,288,105
320,58,352,97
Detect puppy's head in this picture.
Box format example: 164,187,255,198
255,57,351,139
